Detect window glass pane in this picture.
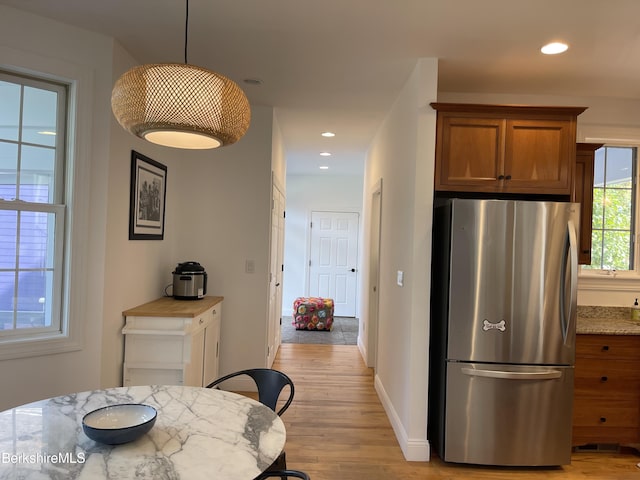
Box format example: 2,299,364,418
593,148,605,187
0,271,15,328
0,81,20,142
18,211,54,269
603,188,632,230
592,187,604,229
19,145,54,203
0,142,18,201
605,147,633,186
22,86,57,147
0,210,17,269
590,230,603,268
602,231,631,270
16,269,50,328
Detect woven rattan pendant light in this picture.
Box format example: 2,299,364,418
111,0,250,149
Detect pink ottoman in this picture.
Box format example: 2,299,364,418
293,297,334,331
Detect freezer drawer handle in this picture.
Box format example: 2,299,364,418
461,367,562,380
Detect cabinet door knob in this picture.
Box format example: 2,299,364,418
505,175,512,180
582,249,590,254
600,376,608,382
498,175,505,180
602,345,609,351
600,417,607,423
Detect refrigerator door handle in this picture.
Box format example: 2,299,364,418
560,220,578,344
461,367,562,380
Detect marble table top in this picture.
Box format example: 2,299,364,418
0,385,286,480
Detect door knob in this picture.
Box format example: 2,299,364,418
350,268,356,272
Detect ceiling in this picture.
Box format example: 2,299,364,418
3,0,640,176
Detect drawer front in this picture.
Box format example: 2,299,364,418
572,398,639,428
572,426,640,446
574,358,640,396
576,334,640,360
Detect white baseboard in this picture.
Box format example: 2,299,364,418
374,374,431,461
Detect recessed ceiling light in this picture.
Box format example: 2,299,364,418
319,166,329,170
541,42,569,55
320,152,331,156
321,132,335,137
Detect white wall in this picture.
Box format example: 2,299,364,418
361,58,438,461
0,6,278,405
438,91,640,308
167,106,275,377
0,6,112,409
282,174,364,316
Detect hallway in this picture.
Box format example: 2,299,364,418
273,344,640,480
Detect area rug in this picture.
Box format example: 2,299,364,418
281,316,358,345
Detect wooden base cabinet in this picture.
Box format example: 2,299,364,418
572,334,640,446
431,103,586,195
122,296,223,388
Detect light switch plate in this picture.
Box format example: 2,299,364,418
397,270,404,287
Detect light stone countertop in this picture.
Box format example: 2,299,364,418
577,305,640,335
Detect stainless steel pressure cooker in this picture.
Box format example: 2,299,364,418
172,261,207,300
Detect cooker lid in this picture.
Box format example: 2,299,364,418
173,261,206,274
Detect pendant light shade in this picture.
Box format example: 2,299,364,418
111,63,251,149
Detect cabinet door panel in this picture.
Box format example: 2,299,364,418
435,116,504,191
504,119,573,194
573,143,601,265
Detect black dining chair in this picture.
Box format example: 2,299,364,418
206,368,295,416
207,368,295,474
255,470,310,480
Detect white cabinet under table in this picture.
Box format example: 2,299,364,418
122,296,223,387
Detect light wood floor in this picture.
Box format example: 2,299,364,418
271,343,640,480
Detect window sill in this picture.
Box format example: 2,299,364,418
578,271,640,292
0,332,82,361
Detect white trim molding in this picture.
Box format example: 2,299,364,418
374,373,431,461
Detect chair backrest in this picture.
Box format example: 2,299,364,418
255,469,310,480
207,368,295,416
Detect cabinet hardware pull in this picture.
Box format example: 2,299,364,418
505,175,512,180
601,376,608,382
602,345,609,351
582,249,589,254
600,417,607,423
498,175,505,180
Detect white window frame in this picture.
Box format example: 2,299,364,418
578,125,640,296
0,47,91,360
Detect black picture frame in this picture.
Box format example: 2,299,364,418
129,150,167,240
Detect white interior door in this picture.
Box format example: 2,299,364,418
267,182,285,367
308,211,359,317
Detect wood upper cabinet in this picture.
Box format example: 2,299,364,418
431,103,587,195
572,143,603,265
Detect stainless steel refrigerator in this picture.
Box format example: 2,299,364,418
428,198,579,466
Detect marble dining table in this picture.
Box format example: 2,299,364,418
0,384,286,480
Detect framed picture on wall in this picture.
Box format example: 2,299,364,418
129,150,167,240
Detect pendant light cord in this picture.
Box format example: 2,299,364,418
184,0,189,64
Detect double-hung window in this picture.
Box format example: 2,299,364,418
0,70,66,343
